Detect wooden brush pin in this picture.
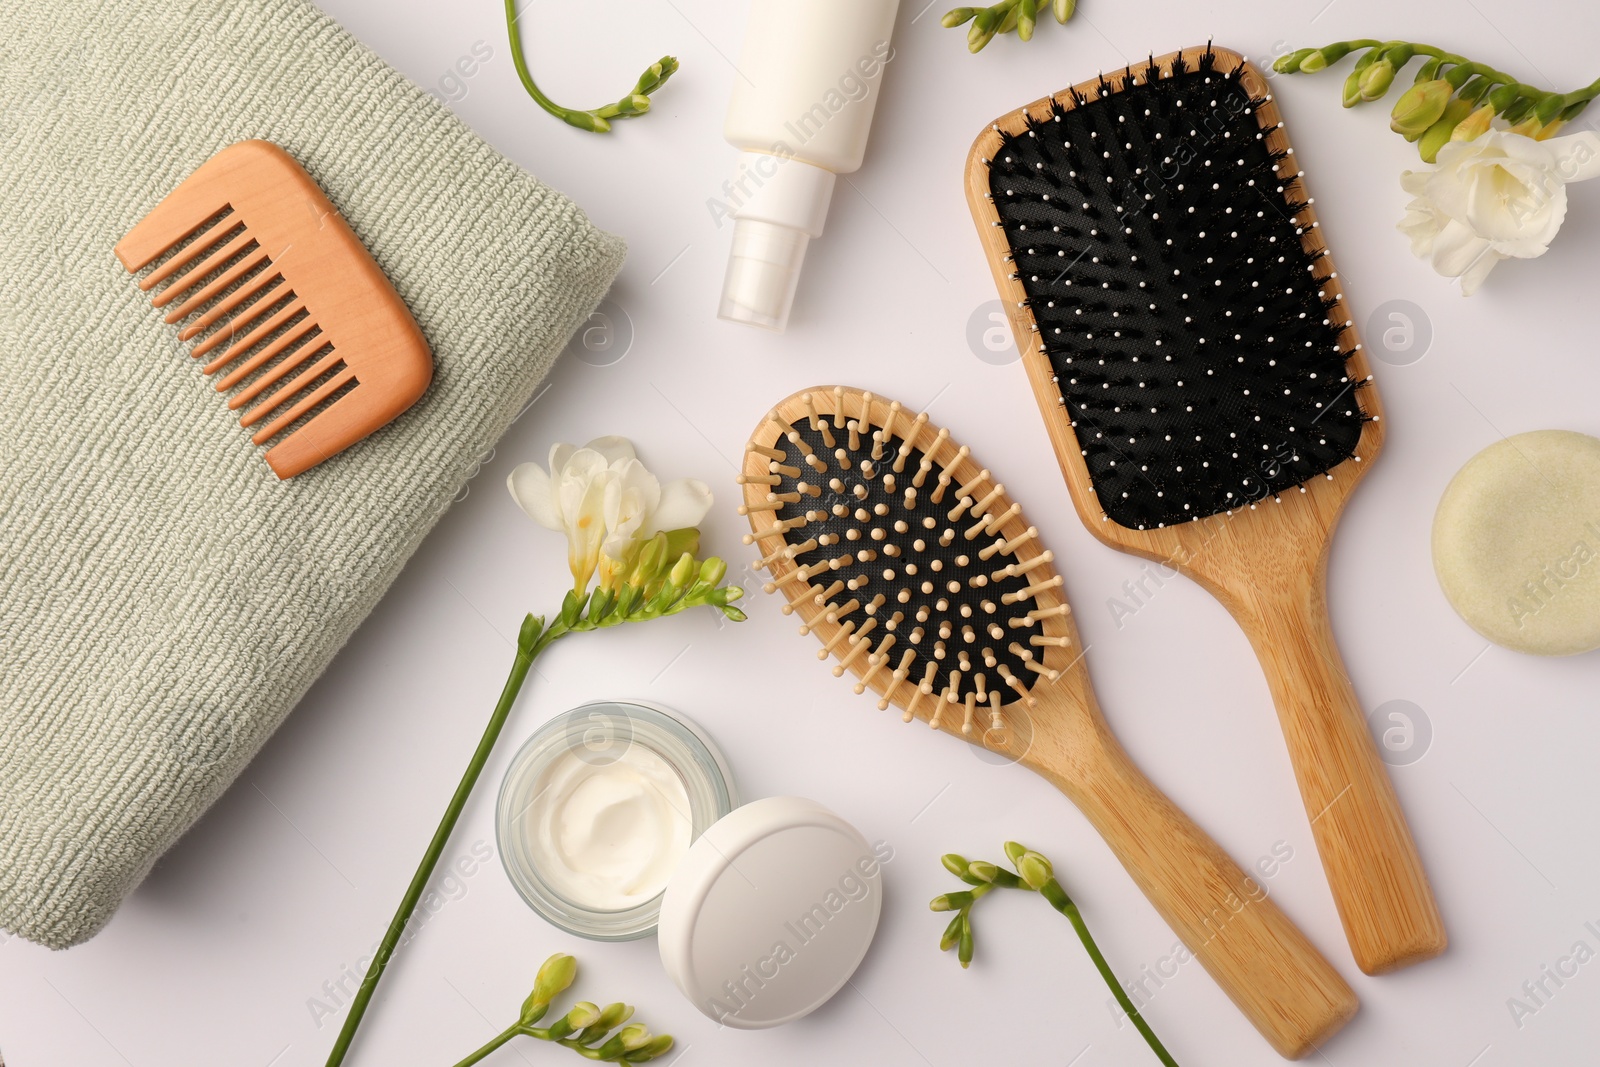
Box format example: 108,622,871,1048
115,140,432,478
744,386,1356,1060
965,45,1445,974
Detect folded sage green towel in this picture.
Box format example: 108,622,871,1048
0,0,625,947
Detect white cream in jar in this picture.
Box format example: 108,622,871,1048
499,701,736,939
525,744,693,911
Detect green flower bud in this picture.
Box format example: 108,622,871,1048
597,1002,635,1030
632,533,669,585
1457,75,1492,105
1052,0,1074,22
1451,103,1495,143
660,527,701,565
1341,70,1363,108
1390,79,1452,139
597,1024,653,1060
525,954,577,1017
1017,850,1054,890
930,890,975,912
720,604,748,623
968,860,1000,883
1358,58,1395,101
939,911,965,951
667,552,695,590
633,56,677,96
1298,42,1351,74
623,1034,675,1062
1272,48,1315,74
518,614,544,653
564,110,612,134
967,7,998,51
1003,840,1027,865
699,557,727,587
566,1002,602,1030
1016,0,1036,41
957,913,974,968
1488,83,1520,112
941,853,970,878
940,7,978,27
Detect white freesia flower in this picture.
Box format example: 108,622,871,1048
508,437,714,592
1398,129,1600,294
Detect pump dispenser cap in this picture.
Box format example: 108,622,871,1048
719,153,836,332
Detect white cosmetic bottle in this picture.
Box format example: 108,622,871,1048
718,0,900,331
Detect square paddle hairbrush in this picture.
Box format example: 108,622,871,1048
965,46,1445,974
115,140,432,479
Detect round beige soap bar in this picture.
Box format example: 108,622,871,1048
1433,430,1600,655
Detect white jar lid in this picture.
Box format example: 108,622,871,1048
657,796,884,1028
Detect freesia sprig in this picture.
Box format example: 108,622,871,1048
933,844,1179,1067
504,0,678,132
941,0,1077,53
323,439,742,1067
510,437,714,595
1275,39,1600,293
1274,40,1600,161
448,955,674,1066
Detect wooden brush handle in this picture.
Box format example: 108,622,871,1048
1049,732,1357,1060
1242,576,1447,976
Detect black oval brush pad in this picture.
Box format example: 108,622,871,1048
769,418,1040,694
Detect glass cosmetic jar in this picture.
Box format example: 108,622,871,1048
497,700,737,941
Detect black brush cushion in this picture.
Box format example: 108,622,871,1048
987,51,1366,529
771,421,1039,693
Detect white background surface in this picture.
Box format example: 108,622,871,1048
5,1,1600,1065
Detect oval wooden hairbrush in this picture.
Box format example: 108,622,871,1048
963,45,1445,975
741,386,1355,1059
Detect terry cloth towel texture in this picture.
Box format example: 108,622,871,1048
0,0,625,947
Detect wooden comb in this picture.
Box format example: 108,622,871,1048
742,386,1357,1059
963,46,1444,974
115,140,432,479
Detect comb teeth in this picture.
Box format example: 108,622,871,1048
136,214,351,449
983,48,1368,530
115,140,432,478
743,388,1075,735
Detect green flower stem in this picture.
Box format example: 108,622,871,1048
504,0,678,132
504,0,590,131
450,1024,523,1067
1038,880,1178,1067
1280,39,1600,119
933,847,1178,1066
451,1018,665,1065
324,617,552,1067
324,552,742,1067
